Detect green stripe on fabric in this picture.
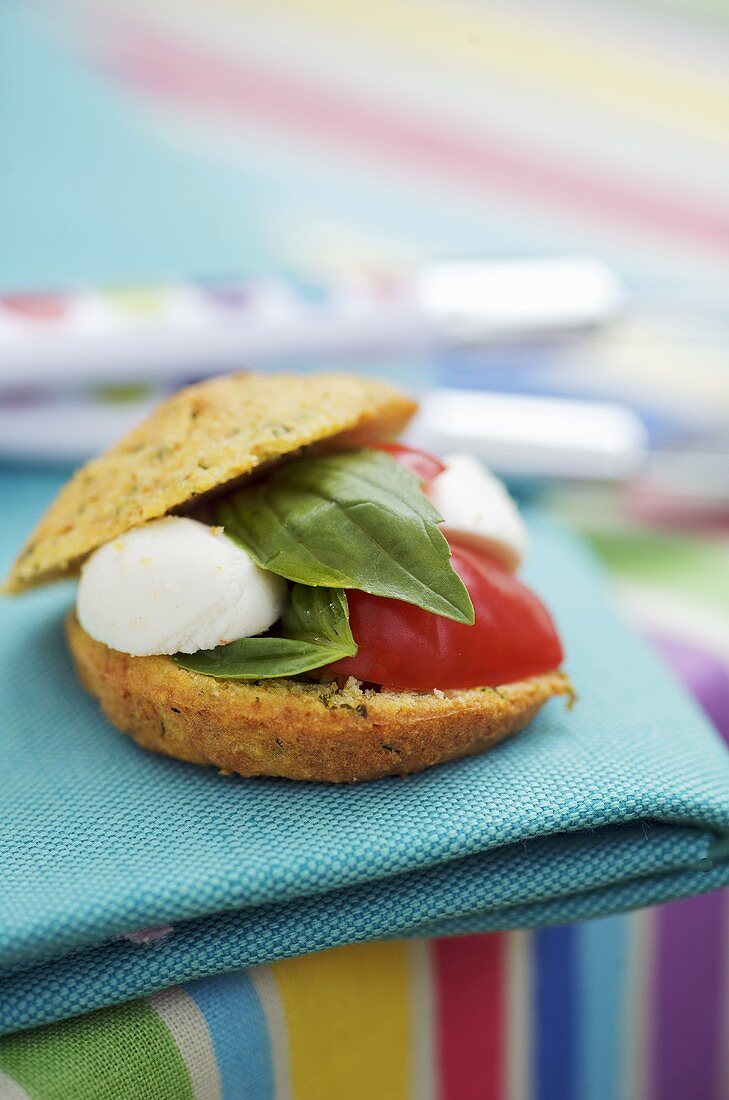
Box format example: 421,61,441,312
586,530,729,612
0,999,194,1100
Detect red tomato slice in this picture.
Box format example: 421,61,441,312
374,442,445,483
327,535,563,690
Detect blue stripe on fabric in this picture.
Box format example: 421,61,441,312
186,972,273,1100
534,924,577,1100
576,914,628,1100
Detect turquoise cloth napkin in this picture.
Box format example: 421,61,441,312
2,468,728,1035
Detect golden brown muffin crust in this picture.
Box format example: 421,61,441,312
67,613,572,783
5,372,416,593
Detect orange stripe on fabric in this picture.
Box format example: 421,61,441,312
435,933,506,1100
271,942,412,1100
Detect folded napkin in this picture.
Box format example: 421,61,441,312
2,468,728,1035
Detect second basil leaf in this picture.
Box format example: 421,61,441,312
172,585,356,680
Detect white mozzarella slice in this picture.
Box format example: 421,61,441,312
76,516,287,656
426,453,528,569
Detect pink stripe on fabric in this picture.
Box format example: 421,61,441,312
435,934,505,1100
100,28,729,256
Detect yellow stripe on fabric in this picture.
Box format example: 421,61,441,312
147,988,221,1100
102,288,173,316
252,0,729,144
271,942,411,1100
0,1001,193,1100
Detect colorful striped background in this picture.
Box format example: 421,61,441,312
2,3,728,1097
1,903,726,1100
80,0,729,288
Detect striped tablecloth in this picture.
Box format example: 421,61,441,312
1,3,728,1098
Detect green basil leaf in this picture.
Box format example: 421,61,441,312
172,585,356,680
281,583,355,649
217,449,474,625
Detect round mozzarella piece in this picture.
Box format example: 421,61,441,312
426,453,528,569
76,516,287,656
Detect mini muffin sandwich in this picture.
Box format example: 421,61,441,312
5,372,571,782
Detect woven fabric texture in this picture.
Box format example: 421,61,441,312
2,914,729,1100
2,468,728,1035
